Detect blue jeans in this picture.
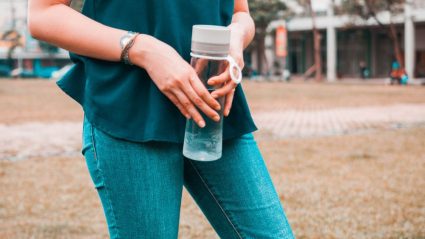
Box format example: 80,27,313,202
82,117,294,238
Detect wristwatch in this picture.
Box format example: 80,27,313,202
120,31,139,65
120,31,138,49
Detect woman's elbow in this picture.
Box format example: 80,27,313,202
27,12,43,40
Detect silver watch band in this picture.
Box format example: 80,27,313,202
120,31,139,65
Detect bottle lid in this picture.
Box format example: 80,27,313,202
191,25,230,56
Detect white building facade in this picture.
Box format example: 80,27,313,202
262,0,425,81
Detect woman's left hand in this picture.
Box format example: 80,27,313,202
207,27,245,117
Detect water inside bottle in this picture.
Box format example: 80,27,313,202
183,58,227,161
183,89,224,161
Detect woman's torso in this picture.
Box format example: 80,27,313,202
57,0,257,143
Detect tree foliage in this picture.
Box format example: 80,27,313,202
339,0,405,19
249,0,287,33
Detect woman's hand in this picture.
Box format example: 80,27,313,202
207,25,246,117
131,35,221,128
207,0,255,117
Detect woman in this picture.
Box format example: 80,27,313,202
28,0,294,238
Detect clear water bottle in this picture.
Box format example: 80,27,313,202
183,25,242,161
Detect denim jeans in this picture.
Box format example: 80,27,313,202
82,117,294,239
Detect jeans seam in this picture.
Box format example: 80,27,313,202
90,125,122,239
187,160,244,239
90,124,98,161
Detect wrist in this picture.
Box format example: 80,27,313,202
120,32,140,65
128,34,156,69
228,23,245,46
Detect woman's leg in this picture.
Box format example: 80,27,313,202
184,133,294,239
82,118,184,239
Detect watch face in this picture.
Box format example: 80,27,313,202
121,32,136,49
121,37,130,49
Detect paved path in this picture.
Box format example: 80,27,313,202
254,103,425,139
1,104,425,160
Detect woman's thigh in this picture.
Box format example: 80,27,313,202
183,133,294,239
82,118,184,239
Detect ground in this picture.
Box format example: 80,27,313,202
0,79,424,239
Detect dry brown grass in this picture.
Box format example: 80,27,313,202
0,79,424,238
262,128,425,238
245,81,425,111
0,80,82,124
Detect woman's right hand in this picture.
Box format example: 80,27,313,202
130,35,221,128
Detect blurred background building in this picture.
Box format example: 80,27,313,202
0,0,424,82
256,0,425,82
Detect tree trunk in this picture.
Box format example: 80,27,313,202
308,0,323,81
388,22,404,69
313,29,322,81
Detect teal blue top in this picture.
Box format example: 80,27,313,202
57,0,257,143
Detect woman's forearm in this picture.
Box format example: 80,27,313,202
28,1,129,62
229,11,255,50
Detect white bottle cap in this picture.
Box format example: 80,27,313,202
191,25,231,56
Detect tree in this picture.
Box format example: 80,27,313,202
297,0,323,81
249,0,287,75
339,0,405,69
306,0,322,81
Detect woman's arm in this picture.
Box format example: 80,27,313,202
208,0,255,116
229,0,255,51
28,0,126,61
28,0,221,128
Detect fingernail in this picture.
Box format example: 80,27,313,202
215,104,221,111
208,80,215,85
213,115,220,122
199,121,206,128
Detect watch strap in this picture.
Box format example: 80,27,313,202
120,31,140,65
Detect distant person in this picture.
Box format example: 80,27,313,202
390,60,403,85
359,61,369,79
28,0,294,238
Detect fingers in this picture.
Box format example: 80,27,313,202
211,80,237,99
224,89,235,117
172,89,206,128
164,91,191,119
207,69,230,86
189,74,221,111
182,77,220,122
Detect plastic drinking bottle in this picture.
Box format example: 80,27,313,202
183,25,242,161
